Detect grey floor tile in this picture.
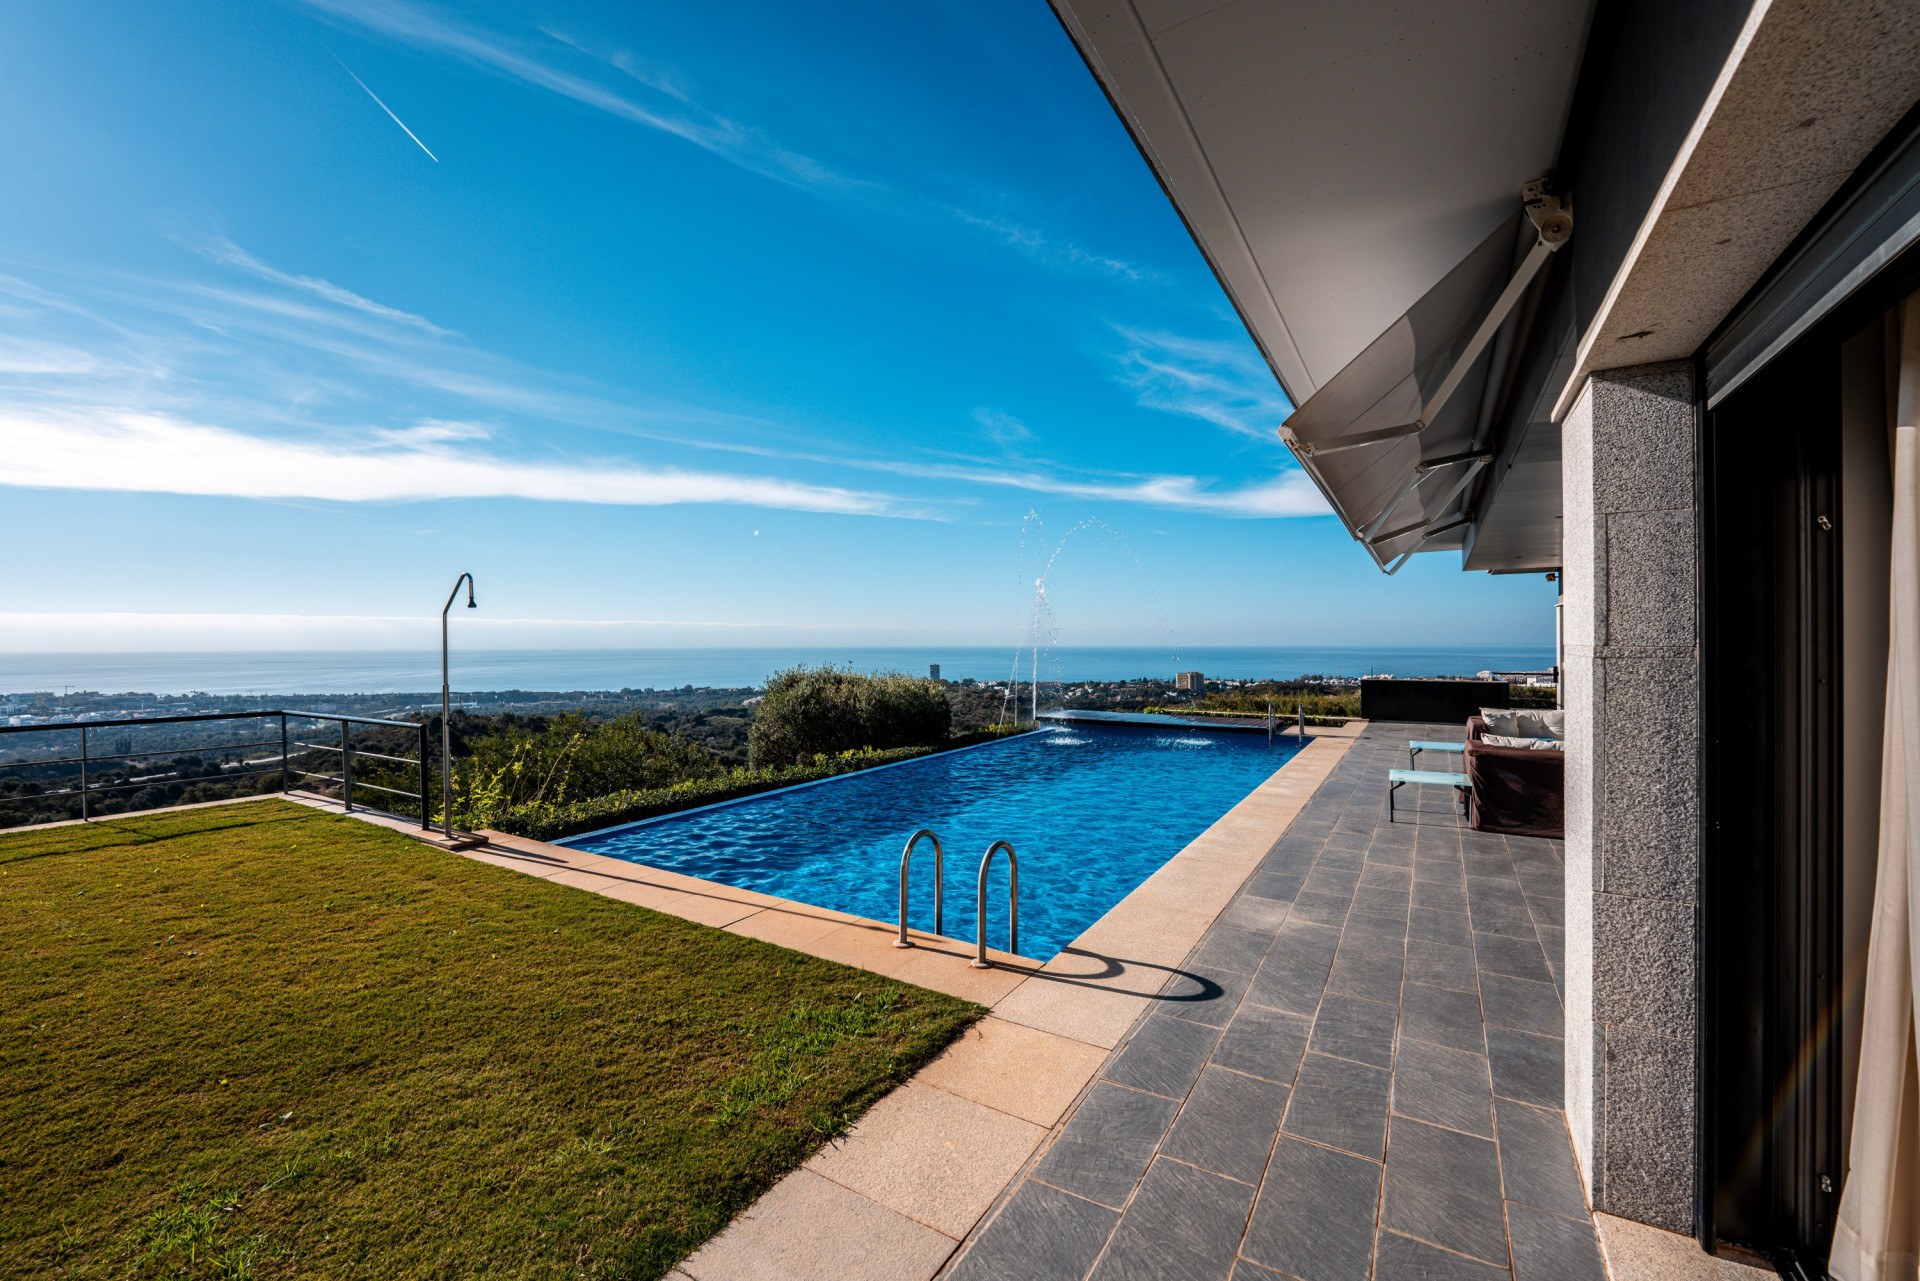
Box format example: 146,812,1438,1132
1273,916,1343,957
1309,993,1400,1069
1340,910,1409,955
1221,894,1293,934
1473,931,1553,985
1033,1082,1181,1209
1462,850,1516,879
1304,866,1361,896
1464,873,1527,909
1195,925,1279,976
1399,981,1486,1054
1412,880,1470,912
1243,1137,1381,1281
1247,870,1305,902
948,1180,1120,1281
1290,891,1354,928
1495,1097,1588,1217
1159,963,1253,1028
1409,908,1474,949
1404,939,1479,993
1161,1066,1289,1183
1282,1052,1391,1158
1245,948,1334,1018
1507,1202,1606,1281
1392,1039,1493,1138
1263,848,1317,876
1106,1014,1222,1099
1352,885,1411,919
1485,1027,1563,1108
1412,856,1464,885
1370,825,1417,850
1213,1003,1312,1084
1324,829,1370,852
1360,863,1414,889
1382,1117,1507,1265
1479,972,1562,1037
1089,1156,1256,1281
1469,899,1537,939
1329,944,1404,1004
1365,843,1416,869
1316,847,1367,872
1526,892,1565,930
1373,1229,1510,1279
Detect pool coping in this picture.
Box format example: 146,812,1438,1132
274,721,1363,1278
662,721,1364,1280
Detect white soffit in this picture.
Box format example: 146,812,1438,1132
1052,0,1593,403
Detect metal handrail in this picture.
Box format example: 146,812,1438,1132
972,840,1019,969
895,828,944,948
0,708,433,830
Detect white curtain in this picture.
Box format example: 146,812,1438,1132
1833,295,1920,1281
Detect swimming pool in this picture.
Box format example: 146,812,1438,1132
563,720,1301,960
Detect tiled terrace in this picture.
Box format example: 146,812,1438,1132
941,723,1600,1281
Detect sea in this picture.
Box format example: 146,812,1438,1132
0,646,1557,697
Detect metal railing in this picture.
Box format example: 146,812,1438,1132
0,709,432,829
895,828,944,948
973,840,1019,969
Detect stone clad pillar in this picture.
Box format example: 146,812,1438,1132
1561,361,1701,1233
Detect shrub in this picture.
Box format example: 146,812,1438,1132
747,666,951,769
453,712,720,829
492,727,1028,843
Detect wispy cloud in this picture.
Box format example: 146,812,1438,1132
199,238,451,335
0,243,1323,522
299,0,1147,284
818,452,1328,518
1112,327,1292,441
303,0,852,193
0,410,897,514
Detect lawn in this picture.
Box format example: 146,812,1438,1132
0,800,981,1279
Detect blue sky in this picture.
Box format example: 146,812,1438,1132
0,0,1553,653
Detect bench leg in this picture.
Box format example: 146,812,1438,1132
1388,779,1399,823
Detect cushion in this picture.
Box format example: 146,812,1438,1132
1479,707,1564,740
1483,733,1564,750
1518,709,1566,739
1479,708,1523,736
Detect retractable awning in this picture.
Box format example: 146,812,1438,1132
1281,198,1568,571
1049,0,1593,572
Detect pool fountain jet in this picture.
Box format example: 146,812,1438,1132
1001,513,1176,727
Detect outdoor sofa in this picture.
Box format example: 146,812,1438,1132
1464,710,1564,838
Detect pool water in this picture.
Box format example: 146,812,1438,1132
564,721,1300,960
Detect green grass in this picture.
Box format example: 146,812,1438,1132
0,801,981,1279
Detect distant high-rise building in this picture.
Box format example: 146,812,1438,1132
929,664,941,680
1175,671,1205,692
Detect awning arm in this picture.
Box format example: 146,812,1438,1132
1362,453,1493,546
1356,448,1493,539
1386,511,1476,573
1291,182,1571,460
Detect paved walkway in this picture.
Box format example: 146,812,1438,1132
941,723,1600,1281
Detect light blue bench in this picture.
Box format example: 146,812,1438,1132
1388,768,1471,824
1408,739,1465,769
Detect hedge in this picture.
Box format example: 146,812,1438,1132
489,726,1032,843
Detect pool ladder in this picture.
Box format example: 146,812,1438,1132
895,829,1019,968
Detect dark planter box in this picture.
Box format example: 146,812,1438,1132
1360,678,1509,724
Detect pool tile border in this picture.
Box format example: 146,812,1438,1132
671,725,1358,1280
278,724,1361,1280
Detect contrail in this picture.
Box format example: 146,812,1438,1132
334,57,439,162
